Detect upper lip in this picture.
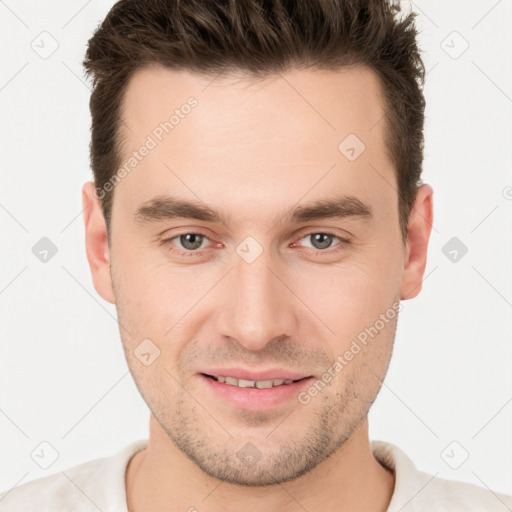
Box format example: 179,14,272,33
200,368,312,381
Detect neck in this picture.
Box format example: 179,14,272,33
126,415,395,512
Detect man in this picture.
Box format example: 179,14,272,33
1,0,510,511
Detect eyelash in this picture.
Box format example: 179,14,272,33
159,231,351,258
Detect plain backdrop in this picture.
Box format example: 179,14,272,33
1,0,511,498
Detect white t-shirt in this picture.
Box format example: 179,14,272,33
1,439,511,511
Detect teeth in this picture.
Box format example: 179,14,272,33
225,376,238,386
213,376,297,388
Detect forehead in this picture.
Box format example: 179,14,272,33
115,64,395,224
120,64,387,142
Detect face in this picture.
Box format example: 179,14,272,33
83,64,431,486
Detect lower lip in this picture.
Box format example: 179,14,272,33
199,374,315,411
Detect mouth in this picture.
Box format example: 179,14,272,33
199,373,315,411
201,373,307,389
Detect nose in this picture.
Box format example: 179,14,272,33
215,250,299,352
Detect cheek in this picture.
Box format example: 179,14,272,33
294,255,399,324
286,245,402,365
112,242,179,316
112,254,222,364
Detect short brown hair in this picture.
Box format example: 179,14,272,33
83,0,426,244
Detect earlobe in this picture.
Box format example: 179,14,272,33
399,184,434,300
82,181,115,304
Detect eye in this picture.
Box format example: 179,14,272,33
160,230,350,258
293,231,350,254
160,233,212,257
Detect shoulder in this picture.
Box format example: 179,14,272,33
0,440,148,512
418,474,512,511
371,440,512,511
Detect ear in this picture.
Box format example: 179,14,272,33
82,181,115,304
400,184,434,300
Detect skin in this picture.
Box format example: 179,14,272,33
82,64,433,512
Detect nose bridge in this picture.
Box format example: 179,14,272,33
218,244,298,350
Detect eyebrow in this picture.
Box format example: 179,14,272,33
133,194,373,227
